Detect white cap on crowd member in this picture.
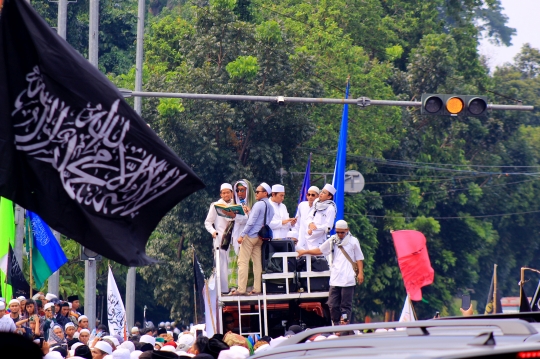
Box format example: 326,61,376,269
103,335,120,347
220,183,233,192
112,348,130,359
44,303,55,311
0,302,5,310
308,186,320,194
131,326,139,334
71,342,84,352
130,351,143,359
286,230,298,239
45,293,57,301
271,184,285,193
323,184,336,195
119,341,135,353
65,322,75,329
78,315,88,322
8,299,19,306
140,334,156,346
217,346,250,359
95,341,113,355
74,332,80,339
16,296,25,301
260,182,271,194
32,293,41,300
335,220,348,229
80,329,90,334
176,333,195,351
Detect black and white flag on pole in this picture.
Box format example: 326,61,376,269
0,0,205,266
107,266,126,337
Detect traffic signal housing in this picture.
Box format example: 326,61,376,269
421,94,488,116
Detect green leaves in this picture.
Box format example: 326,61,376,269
256,21,282,43
226,56,259,80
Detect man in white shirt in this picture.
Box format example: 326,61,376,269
0,301,16,332
305,184,337,249
204,183,235,293
297,220,364,325
294,186,319,250
269,184,296,239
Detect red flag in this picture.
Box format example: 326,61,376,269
391,230,434,301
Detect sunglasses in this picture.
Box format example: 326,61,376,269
255,190,266,194
336,231,347,234
236,188,246,193
307,193,318,197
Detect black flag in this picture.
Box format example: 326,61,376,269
520,285,532,312
5,244,32,299
0,0,204,266
531,280,540,311
193,251,206,314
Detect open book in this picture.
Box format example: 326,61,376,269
214,203,245,218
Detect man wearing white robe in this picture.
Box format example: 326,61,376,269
294,186,320,250
269,184,296,239
204,183,235,293
305,184,337,249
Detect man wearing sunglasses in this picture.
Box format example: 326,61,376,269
204,183,236,293
297,220,364,325
231,183,274,296
305,184,337,249
294,186,320,250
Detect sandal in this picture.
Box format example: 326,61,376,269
227,290,247,296
248,291,262,296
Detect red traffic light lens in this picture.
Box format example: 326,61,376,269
468,97,487,115
424,96,443,113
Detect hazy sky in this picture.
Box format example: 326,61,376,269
478,0,540,71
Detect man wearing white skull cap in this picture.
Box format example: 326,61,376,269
304,184,337,248
204,183,235,293
297,219,364,325
269,184,296,239
0,301,16,332
293,185,320,250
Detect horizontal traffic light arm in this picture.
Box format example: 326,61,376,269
118,89,534,111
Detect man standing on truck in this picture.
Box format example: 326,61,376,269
297,220,364,325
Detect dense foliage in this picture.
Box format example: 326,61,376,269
32,0,540,323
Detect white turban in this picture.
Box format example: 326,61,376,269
80,329,90,334
65,322,75,329
220,183,233,191
260,182,271,194
335,220,348,229
323,184,336,195
8,299,19,306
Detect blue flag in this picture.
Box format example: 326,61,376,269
27,211,68,288
332,80,350,226
297,154,311,213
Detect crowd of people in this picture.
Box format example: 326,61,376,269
204,180,365,325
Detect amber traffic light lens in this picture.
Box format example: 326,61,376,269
424,96,443,113
446,97,464,114
468,98,487,115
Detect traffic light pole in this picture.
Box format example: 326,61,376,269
118,90,534,111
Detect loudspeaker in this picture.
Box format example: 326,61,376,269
296,256,329,272
300,277,330,292
262,240,296,274
265,279,298,294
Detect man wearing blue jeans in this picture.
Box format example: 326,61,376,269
297,220,364,324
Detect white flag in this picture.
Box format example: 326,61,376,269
203,274,217,338
107,266,126,337
399,294,416,322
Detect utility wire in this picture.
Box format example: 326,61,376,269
346,209,540,220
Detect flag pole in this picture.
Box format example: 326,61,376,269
193,248,198,324
29,230,33,297
520,267,526,305
493,264,498,313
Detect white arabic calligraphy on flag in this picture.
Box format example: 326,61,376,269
107,266,126,337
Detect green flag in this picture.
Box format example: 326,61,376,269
0,197,15,300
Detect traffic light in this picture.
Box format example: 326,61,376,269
421,94,488,116
80,246,102,261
